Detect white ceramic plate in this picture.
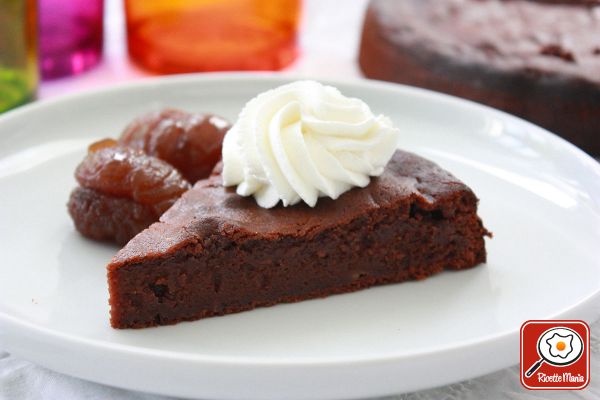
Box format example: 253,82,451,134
1,74,599,400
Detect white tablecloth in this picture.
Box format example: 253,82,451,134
2,0,599,398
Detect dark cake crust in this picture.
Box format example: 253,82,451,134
359,0,600,155
108,150,489,329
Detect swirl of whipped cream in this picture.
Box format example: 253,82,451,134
222,80,400,208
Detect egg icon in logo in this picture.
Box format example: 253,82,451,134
524,326,585,378
546,333,573,359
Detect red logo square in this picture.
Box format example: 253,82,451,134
520,320,590,390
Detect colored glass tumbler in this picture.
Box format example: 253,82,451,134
0,0,37,113
39,0,104,80
125,0,301,74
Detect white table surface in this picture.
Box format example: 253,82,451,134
2,0,599,399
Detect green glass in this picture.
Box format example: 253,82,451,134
0,0,38,113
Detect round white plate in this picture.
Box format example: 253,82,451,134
0,74,599,400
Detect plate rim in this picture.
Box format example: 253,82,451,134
2,288,600,365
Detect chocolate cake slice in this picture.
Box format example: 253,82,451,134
108,150,489,329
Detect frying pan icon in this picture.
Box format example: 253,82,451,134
525,327,584,378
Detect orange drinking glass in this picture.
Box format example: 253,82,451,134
125,0,301,74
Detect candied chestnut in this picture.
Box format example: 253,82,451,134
68,187,159,245
68,145,191,244
75,145,190,214
119,109,231,183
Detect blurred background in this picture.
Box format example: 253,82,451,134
2,0,598,157
1,0,368,107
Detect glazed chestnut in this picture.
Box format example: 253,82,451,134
68,143,190,245
119,109,231,183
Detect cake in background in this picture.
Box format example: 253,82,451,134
359,0,600,155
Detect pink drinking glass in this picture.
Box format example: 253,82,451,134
39,0,104,80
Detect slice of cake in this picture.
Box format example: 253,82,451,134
108,150,489,328
107,80,490,329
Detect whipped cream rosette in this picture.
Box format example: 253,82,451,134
222,80,400,208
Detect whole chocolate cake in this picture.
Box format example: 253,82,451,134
359,0,600,155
